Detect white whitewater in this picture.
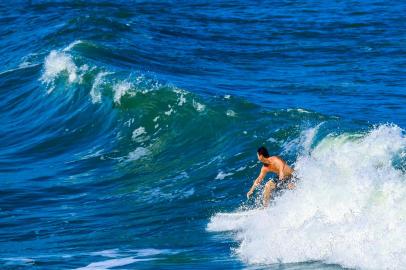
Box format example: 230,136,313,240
208,124,406,270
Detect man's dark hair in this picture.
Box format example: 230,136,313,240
257,146,270,158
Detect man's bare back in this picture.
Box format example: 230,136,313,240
261,156,294,180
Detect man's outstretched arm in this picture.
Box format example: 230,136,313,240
247,168,266,198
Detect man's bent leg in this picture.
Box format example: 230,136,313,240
263,180,276,207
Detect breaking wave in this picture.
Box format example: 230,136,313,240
208,124,406,270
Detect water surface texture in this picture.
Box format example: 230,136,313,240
1,1,406,269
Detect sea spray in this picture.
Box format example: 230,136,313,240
40,50,78,91
208,124,406,270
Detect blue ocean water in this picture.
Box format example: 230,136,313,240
1,1,406,269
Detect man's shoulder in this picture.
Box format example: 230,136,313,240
260,165,270,172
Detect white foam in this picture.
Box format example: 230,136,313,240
113,81,134,104
132,248,181,257
90,249,120,258
215,171,234,180
299,123,322,154
287,108,311,114
173,88,187,106
2,257,35,265
80,149,104,160
178,94,186,106
164,105,174,116
0,63,40,76
40,50,78,91
124,118,135,127
236,166,246,172
208,124,406,270
282,123,323,156
128,147,150,161
208,209,263,232
90,72,110,103
132,127,146,138
183,187,195,198
135,248,168,257
131,127,149,143
18,52,40,69
18,62,40,69
226,110,236,117
62,40,83,52
193,100,205,112
75,257,139,270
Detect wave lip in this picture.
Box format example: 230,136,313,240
40,50,78,88
208,124,406,270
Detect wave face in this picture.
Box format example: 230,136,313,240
1,1,406,269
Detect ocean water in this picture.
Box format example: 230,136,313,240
1,1,406,269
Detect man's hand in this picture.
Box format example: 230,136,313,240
247,169,266,200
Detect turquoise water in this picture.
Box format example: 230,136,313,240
1,1,406,269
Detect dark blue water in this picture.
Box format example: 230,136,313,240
1,1,406,269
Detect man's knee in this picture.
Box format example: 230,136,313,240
265,180,276,190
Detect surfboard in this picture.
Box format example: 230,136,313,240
215,209,261,219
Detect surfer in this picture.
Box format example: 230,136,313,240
246,146,295,206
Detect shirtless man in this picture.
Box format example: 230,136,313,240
246,146,294,206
